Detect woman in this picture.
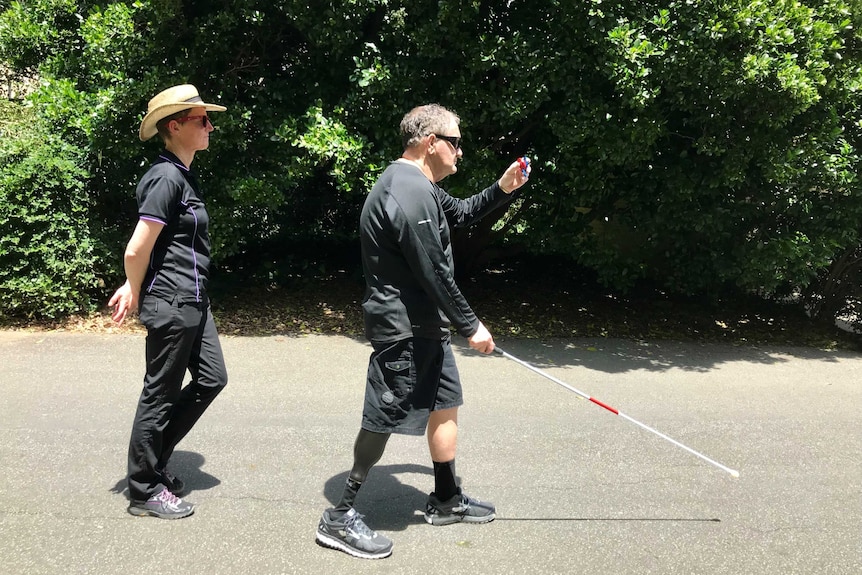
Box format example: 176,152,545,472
109,84,228,519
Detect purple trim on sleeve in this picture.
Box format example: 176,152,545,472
140,215,167,225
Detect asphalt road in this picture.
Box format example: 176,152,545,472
0,331,859,574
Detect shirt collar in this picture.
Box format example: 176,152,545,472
157,150,190,173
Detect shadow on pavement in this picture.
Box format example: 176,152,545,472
497,517,721,522
108,450,221,499
451,337,857,377
322,463,437,532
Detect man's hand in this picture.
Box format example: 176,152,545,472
468,321,495,354
108,280,139,325
498,156,532,194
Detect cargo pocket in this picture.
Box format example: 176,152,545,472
382,359,411,400
364,342,417,431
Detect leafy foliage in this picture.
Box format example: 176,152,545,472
0,99,99,319
0,0,861,324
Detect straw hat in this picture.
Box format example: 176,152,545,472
139,84,227,141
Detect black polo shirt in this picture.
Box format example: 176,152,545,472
137,151,211,304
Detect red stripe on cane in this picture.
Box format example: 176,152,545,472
589,397,619,414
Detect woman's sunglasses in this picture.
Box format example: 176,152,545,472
173,115,211,128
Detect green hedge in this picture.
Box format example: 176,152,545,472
0,100,99,320
1,1,861,322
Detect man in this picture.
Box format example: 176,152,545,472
315,104,530,558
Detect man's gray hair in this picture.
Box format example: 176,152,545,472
400,104,460,149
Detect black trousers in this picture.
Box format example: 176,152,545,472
127,295,228,501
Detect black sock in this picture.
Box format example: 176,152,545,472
332,477,362,517
433,460,458,501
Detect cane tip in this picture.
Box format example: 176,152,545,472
729,469,740,478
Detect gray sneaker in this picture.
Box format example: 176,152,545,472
128,487,195,519
315,508,393,559
424,489,496,526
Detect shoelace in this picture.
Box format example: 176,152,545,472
344,512,376,537
453,495,470,513
157,489,181,506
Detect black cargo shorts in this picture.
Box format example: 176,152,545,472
361,336,463,435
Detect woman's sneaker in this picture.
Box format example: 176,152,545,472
156,467,185,496
315,508,393,559
128,487,195,519
424,489,496,526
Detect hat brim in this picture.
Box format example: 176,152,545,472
139,101,227,141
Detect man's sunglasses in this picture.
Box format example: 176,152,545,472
173,115,211,128
434,134,461,150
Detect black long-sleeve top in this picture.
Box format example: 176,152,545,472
360,159,515,344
